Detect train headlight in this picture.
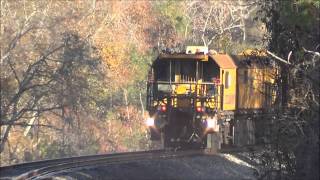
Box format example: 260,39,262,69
207,118,215,129
207,116,218,128
146,117,155,127
206,116,219,131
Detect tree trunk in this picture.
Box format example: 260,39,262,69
281,64,289,110
139,92,144,116
123,89,130,121
0,125,12,153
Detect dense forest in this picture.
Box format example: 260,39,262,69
1,0,319,179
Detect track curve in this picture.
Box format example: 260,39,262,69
0,149,204,180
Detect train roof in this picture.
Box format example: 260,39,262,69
231,55,272,69
158,53,237,69
157,51,274,69
158,53,208,61
209,54,237,69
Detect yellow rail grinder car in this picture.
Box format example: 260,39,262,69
146,46,278,150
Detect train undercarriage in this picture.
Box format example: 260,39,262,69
146,82,218,150
146,92,235,151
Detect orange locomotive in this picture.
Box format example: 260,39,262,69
146,46,278,150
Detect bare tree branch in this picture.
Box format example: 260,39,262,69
202,6,213,46
303,47,320,57
266,50,292,65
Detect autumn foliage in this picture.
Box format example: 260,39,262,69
1,4,318,180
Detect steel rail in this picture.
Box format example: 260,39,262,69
1,150,162,174
1,149,204,180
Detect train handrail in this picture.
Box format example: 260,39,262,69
151,81,217,85
146,81,221,110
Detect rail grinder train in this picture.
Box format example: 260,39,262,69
146,46,278,150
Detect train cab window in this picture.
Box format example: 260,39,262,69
155,61,170,81
174,60,196,82
155,60,173,93
203,59,219,82
225,71,231,89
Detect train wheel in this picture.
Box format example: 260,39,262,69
150,131,167,149
161,132,167,149
150,140,163,150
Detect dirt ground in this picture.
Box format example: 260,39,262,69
53,153,257,180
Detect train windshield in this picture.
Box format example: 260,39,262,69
154,59,197,93
154,60,197,82
154,58,220,83
202,59,219,82
173,60,196,82
155,60,171,81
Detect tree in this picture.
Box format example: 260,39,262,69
255,0,319,179
1,0,154,163
0,31,105,153
0,0,109,156
151,0,265,53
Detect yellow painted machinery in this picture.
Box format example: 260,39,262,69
146,46,278,150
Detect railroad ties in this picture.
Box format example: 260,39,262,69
0,149,204,180
0,146,260,179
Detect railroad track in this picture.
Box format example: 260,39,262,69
0,149,205,180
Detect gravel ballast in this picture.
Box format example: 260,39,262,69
54,153,257,180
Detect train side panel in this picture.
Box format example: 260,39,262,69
210,54,237,111
234,55,278,110
220,68,237,110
